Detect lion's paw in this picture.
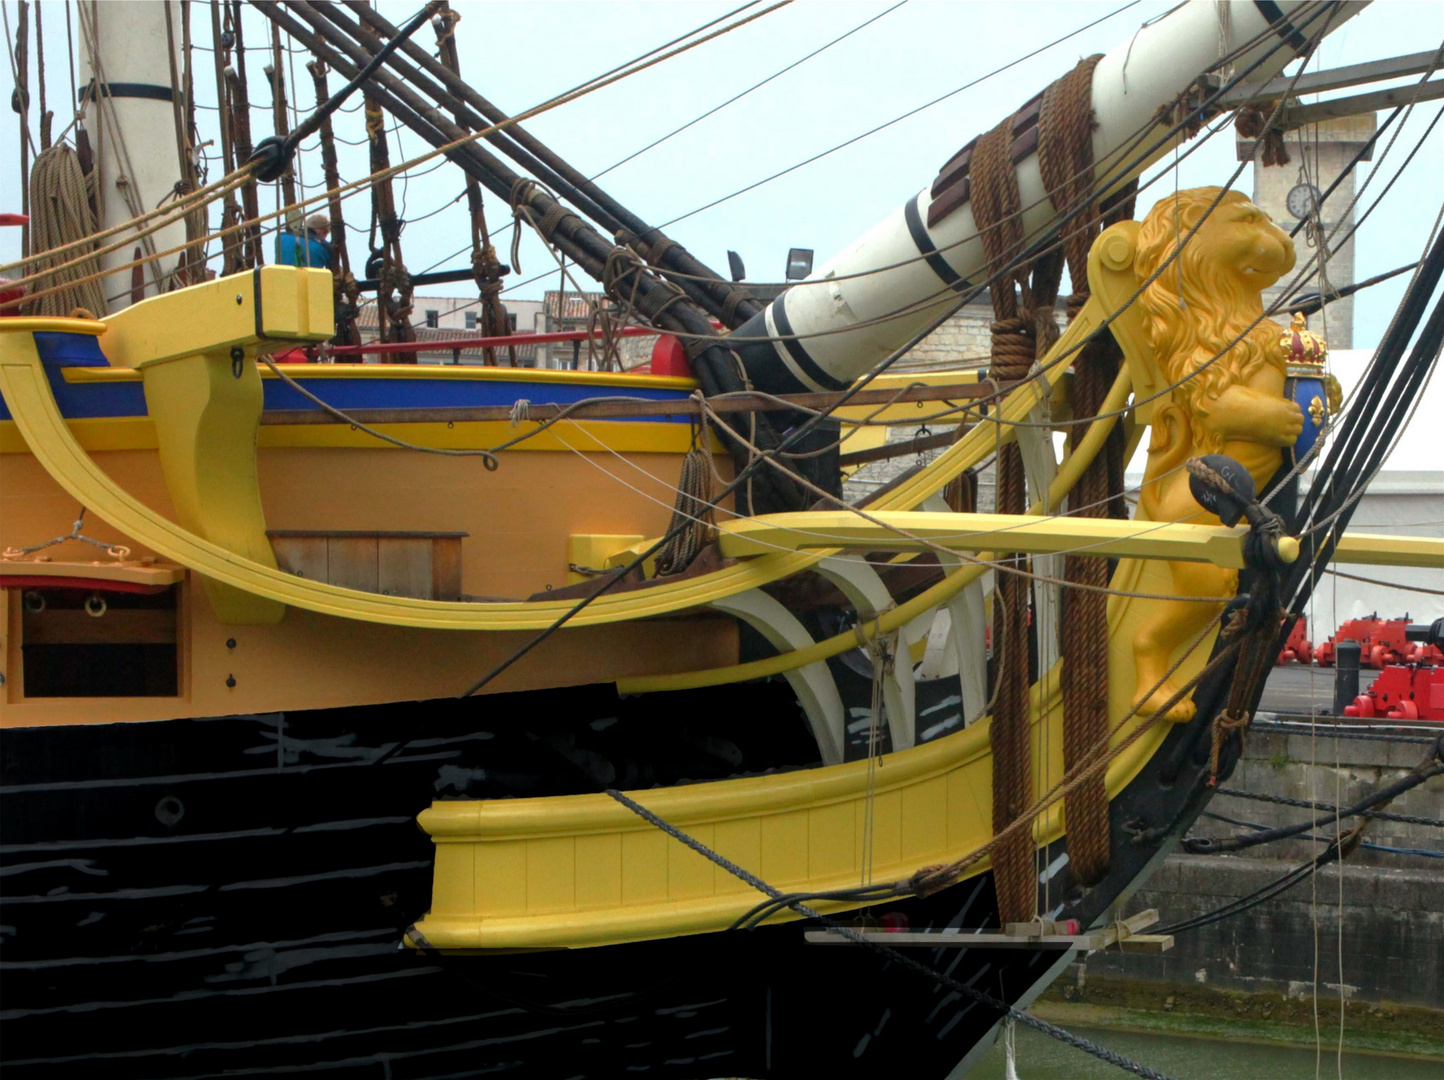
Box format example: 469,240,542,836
1134,686,1196,724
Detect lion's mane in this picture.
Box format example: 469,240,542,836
1133,187,1282,454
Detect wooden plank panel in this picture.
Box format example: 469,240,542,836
22,609,176,645
378,538,433,599
271,535,328,583
325,536,377,593
431,537,463,601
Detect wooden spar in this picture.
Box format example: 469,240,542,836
258,380,1012,426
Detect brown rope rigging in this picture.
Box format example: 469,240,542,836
23,143,107,318
365,96,416,348
34,0,49,151
653,444,717,576
14,0,32,257
970,97,1060,929
224,0,262,269
307,59,361,348
1036,54,1134,888
266,23,298,212
209,0,245,274
164,0,206,288
433,2,512,366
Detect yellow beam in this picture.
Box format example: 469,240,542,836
1332,533,1444,568
717,510,1288,570
99,265,334,368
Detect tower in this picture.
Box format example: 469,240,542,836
1239,113,1377,350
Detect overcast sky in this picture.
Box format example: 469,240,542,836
2,0,1440,467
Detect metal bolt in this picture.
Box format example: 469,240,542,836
231,347,244,379
226,674,237,688
235,294,244,305
226,638,237,650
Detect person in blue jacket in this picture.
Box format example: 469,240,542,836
277,213,333,269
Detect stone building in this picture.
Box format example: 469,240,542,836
1240,113,1376,349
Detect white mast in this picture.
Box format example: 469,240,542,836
732,0,1371,394
77,0,190,312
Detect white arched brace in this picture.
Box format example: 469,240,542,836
920,494,987,724
710,589,846,766
816,557,915,751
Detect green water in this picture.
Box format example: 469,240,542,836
969,1022,1444,1079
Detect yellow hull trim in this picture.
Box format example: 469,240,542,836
0,287,1089,630
0,416,714,455
412,650,1162,951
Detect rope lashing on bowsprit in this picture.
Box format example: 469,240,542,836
1038,54,1136,888
601,787,1179,1080
22,143,108,318
969,67,1079,928
652,443,717,576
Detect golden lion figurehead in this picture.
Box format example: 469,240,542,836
1133,188,1296,444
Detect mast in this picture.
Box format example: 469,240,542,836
76,0,190,310
728,0,1371,395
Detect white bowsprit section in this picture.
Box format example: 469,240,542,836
733,0,1369,394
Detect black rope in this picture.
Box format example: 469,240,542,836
1215,786,1444,828
1196,810,1444,857
248,1,437,181
602,789,1178,1080
1183,749,1443,854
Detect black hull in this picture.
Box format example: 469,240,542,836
1,661,1236,1079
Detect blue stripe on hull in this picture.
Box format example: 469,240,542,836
1,333,696,423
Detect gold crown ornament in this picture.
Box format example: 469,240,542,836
1279,311,1328,375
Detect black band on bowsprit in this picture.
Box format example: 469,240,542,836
904,196,966,293
770,297,849,392
78,80,175,104
1252,0,1308,53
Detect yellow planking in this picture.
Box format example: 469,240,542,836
1,417,715,455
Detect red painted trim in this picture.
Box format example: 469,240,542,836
322,322,718,358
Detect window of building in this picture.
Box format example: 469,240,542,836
464,311,477,330
425,310,439,329
507,312,518,332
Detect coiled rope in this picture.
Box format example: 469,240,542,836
22,144,107,318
